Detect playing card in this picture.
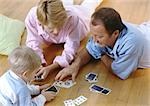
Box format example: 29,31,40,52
34,74,44,81
45,85,60,94
73,95,87,106
101,88,111,95
89,84,111,95
53,80,63,87
61,80,76,88
85,72,97,80
85,72,98,83
89,84,104,93
64,99,75,106
88,77,98,83
54,80,76,88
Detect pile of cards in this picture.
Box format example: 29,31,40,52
53,80,76,88
85,72,98,83
64,95,87,106
89,84,111,95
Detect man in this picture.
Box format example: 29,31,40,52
55,7,150,81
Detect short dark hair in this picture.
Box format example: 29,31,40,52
91,7,125,35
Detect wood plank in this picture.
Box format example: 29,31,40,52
0,0,150,106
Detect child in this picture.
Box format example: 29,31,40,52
0,46,56,106
25,0,101,79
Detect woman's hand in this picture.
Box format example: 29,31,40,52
35,66,51,79
35,63,60,80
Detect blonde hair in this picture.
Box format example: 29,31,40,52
37,0,67,29
8,46,41,73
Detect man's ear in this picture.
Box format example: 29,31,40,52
112,30,119,38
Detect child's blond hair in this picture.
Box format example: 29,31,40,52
37,0,67,29
8,46,41,73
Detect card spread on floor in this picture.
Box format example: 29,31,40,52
64,99,75,106
45,85,60,94
53,80,63,87
63,80,76,88
64,95,87,106
89,84,111,95
73,95,87,106
85,72,98,83
54,80,76,88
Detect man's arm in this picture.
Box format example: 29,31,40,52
101,55,113,71
74,48,92,68
55,48,92,81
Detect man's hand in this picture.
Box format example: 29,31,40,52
55,48,91,81
55,65,79,82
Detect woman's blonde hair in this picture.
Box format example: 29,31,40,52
37,0,67,29
8,46,41,73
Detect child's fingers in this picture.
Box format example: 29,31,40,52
43,83,51,89
40,84,50,90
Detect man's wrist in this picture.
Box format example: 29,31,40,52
101,52,105,57
101,54,106,61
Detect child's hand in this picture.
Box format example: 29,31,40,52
39,83,51,91
41,91,56,102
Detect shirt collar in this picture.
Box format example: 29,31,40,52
8,70,26,85
118,26,127,39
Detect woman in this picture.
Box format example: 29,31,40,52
25,0,100,79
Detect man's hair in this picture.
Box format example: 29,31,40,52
37,0,67,29
8,46,41,73
91,7,125,35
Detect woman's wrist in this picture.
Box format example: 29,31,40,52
47,63,60,70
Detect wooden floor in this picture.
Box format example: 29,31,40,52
0,0,150,106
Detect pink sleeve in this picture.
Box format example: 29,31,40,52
25,7,46,64
53,15,88,67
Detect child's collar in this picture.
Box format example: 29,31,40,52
9,70,27,85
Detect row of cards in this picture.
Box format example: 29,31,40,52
39,72,111,95
35,72,111,106
85,72,111,95
64,95,87,106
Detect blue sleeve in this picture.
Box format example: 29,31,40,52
18,87,37,106
111,41,142,80
86,37,105,59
